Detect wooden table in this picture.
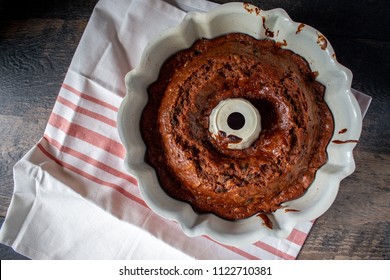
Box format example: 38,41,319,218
0,0,389,259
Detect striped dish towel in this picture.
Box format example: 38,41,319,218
0,0,370,259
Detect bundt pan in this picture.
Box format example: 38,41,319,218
117,2,362,246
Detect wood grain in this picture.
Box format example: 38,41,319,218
0,0,96,217
299,150,390,259
0,0,389,259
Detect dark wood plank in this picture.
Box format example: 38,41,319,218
299,149,390,259
0,0,97,216
0,0,389,260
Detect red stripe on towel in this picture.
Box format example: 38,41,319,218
253,241,296,260
57,95,117,127
43,135,137,186
37,142,146,208
62,83,119,112
203,236,261,260
286,228,308,246
48,113,125,159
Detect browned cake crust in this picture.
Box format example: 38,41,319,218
140,33,334,220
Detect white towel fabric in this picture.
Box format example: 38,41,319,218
0,0,371,259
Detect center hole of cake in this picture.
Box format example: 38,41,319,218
227,112,245,130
